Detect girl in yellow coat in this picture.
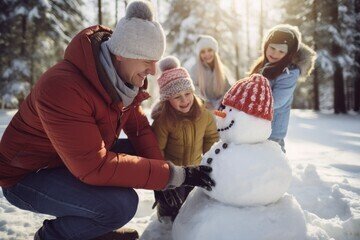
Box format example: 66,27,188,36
151,56,219,221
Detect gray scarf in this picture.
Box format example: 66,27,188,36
99,41,139,107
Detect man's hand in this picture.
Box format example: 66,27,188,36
152,190,184,209
182,165,215,191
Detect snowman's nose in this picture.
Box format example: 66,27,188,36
214,110,227,118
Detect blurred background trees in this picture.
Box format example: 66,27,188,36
0,0,358,114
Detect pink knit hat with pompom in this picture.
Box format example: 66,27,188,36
157,56,195,101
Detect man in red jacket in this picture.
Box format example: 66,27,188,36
0,1,214,239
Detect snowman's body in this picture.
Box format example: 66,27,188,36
200,139,291,207
172,88,308,240
173,189,306,240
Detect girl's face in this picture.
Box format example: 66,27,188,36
200,48,215,64
265,45,287,63
169,90,194,114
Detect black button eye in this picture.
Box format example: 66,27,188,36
229,109,232,112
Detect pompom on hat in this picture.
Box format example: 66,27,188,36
107,0,166,60
157,56,195,101
222,74,274,121
195,35,219,56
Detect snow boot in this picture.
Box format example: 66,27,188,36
33,228,42,240
91,228,139,240
34,227,139,240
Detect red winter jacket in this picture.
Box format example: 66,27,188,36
0,25,170,189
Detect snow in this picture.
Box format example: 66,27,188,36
173,190,307,240
0,109,359,240
2,60,30,78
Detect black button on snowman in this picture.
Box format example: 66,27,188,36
206,143,228,165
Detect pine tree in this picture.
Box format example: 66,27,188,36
355,0,360,112
0,0,84,108
281,0,319,110
163,0,238,75
283,0,354,113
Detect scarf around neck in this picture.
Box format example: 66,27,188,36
99,40,139,107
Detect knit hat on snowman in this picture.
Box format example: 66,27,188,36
222,74,273,121
215,74,274,144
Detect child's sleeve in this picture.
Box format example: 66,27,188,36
151,117,169,157
203,111,220,153
272,69,300,110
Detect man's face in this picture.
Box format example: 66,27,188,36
114,55,157,88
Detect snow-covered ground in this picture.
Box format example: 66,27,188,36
0,109,359,240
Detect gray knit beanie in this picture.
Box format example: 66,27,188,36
107,0,166,60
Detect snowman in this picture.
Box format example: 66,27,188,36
172,74,308,240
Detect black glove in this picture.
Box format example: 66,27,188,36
152,189,184,209
182,165,215,191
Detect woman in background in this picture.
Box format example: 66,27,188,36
190,35,233,110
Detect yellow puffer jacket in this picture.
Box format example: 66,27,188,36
152,104,219,166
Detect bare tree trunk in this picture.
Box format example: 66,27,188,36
246,0,251,69
259,0,264,41
355,70,360,112
21,14,27,55
354,0,360,112
334,61,347,113
98,0,102,25
115,0,118,27
30,28,36,87
232,0,240,80
312,0,320,111
331,1,346,114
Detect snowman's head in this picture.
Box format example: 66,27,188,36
215,106,271,144
215,74,274,144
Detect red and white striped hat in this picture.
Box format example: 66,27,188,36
222,74,274,121
157,56,195,101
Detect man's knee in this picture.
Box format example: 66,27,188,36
98,188,139,229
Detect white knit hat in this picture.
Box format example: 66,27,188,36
107,0,166,60
195,35,219,55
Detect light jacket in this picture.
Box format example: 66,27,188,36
269,43,316,141
189,63,232,104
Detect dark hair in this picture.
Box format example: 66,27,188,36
250,29,299,79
